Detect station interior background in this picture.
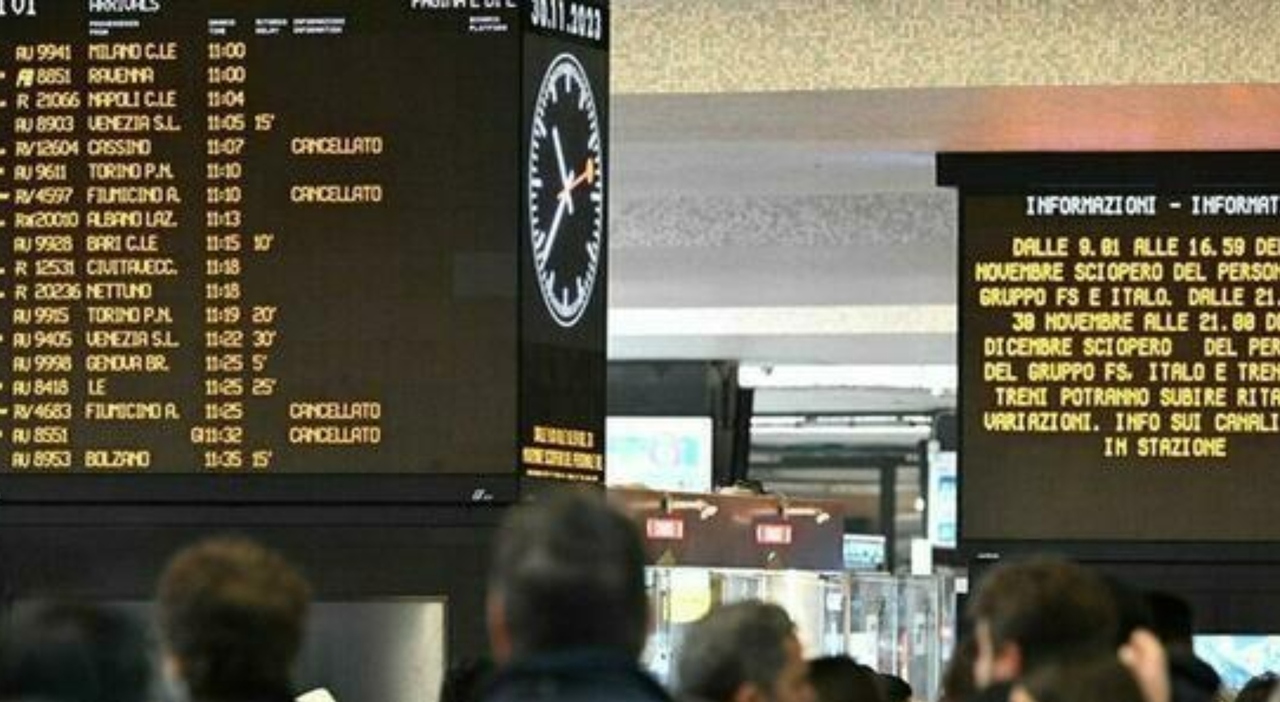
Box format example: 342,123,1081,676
605,0,1280,567
6,4,1280,702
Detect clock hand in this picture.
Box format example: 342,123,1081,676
539,195,570,267
552,127,575,215
557,156,597,202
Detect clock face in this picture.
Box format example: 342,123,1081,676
528,53,604,329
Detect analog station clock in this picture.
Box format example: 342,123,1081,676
528,52,604,329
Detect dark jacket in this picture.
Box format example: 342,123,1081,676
482,650,673,702
1168,651,1221,702
966,682,1014,702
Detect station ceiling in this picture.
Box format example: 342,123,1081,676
606,2,1280,399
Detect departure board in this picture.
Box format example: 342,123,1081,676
0,1,609,499
944,153,1280,542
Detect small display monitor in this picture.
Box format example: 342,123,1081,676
926,447,958,549
606,417,713,493
843,534,886,571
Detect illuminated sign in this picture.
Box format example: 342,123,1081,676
755,523,793,546
645,517,685,541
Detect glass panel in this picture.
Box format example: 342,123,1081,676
850,573,898,674
898,577,943,702
645,566,956,702
11,599,449,702
645,567,849,684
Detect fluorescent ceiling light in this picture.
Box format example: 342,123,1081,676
609,305,956,337
749,425,932,437
739,364,957,391
752,415,932,427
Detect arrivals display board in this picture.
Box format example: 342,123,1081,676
0,0,608,501
942,153,1280,542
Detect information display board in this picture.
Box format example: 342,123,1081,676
0,0,607,501
943,153,1280,542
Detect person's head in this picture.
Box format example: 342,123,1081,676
968,557,1118,688
676,601,814,702
807,656,884,702
1143,592,1194,651
877,675,910,702
940,638,977,702
1011,657,1145,702
486,489,648,663
1104,577,1157,648
1235,672,1279,702
157,537,311,701
0,602,152,702
1105,577,1170,702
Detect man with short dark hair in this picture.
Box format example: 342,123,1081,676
675,601,815,702
968,557,1118,691
1010,658,1147,702
482,490,671,702
157,537,311,702
808,656,885,702
1235,673,1279,702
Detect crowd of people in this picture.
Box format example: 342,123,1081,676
0,490,1265,702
